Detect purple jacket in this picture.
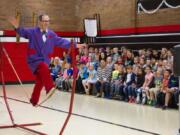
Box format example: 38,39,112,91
16,27,71,73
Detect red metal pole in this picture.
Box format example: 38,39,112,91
1,71,15,125
18,126,47,135
0,38,46,135
0,40,15,125
59,40,77,135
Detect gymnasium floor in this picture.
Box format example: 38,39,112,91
0,84,179,135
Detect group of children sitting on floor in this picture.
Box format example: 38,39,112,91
49,46,179,110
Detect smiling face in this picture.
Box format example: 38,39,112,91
126,66,132,73
54,57,60,65
133,57,139,64
163,70,171,79
145,66,151,74
100,60,106,68
39,15,50,31
89,64,94,71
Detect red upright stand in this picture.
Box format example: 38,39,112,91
0,36,47,135
59,40,77,135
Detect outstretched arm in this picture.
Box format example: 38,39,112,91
53,35,87,49
53,36,71,48
8,17,19,29
77,43,87,49
8,17,31,39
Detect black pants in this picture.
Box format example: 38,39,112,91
173,91,179,105
156,92,165,106
95,81,110,98
75,77,85,93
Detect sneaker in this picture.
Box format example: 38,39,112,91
150,100,154,106
85,89,89,95
125,98,128,102
136,96,140,104
162,105,168,110
128,97,132,103
96,93,101,98
152,100,156,106
147,99,151,105
155,104,161,108
79,91,86,94
102,92,105,98
59,85,62,89
142,97,146,105
119,96,124,101
131,97,135,103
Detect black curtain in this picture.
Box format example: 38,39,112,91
166,0,180,6
138,0,180,11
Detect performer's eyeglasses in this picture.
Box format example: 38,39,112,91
41,20,50,22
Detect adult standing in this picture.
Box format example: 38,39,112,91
8,14,85,106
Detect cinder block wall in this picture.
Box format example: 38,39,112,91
0,0,180,31
0,0,77,31
75,0,136,31
76,0,180,31
137,8,180,27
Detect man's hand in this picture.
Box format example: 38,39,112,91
77,43,87,49
7,17,19,29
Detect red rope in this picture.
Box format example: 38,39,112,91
59,40,77,135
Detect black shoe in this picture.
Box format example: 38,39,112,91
155,104,161,108
162,105,168,110
79,91,86,94
125,98,128,102
119,96,124,101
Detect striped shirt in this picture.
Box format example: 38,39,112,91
97,66,112,81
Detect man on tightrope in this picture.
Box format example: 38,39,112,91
8,14,85,107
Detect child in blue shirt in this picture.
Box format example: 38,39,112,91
82,64,97,95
